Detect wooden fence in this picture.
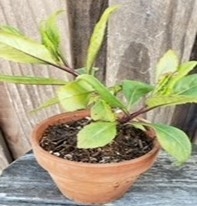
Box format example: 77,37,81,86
0,0,197,171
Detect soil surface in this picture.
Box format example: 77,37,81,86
40,118,154,164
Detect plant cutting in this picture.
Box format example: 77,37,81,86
0,5,197,204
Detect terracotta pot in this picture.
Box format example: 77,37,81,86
31,110,160,205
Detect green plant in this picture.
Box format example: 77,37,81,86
0,6,196,165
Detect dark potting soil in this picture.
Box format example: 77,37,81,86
40,118,154,164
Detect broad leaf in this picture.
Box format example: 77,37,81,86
77,74,128,113
175,61,197,81
147,95,197,108
91,100,116,122
0,75,67,85
0,26,23,36
154,61,197,96
156,50,179,82
31,97,59,114
0,42,43,64
0,31,57,64
174,74,197,96
165,61,197,93
122,80,154,109
40,10,65,63
77,121,117,148
86,6,119,74
153,73,174,95
136,122,191,164
57,79,94,111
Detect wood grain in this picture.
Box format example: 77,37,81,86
0,0,197,165
66,0,108,80
0,83,31,159
172,36,197,143
0,0,71,159
0,130,12,172
0,0,108,163
107,0,197,124
0,148,197,205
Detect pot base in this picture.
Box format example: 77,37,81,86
50,173,138,204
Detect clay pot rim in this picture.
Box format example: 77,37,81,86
31,110,160,168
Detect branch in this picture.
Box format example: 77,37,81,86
48,62,79,78
119,106,156,124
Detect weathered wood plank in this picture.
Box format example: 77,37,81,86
107,0,197,124
0,0,72,159
0,83,29,159
0,0,108,160
0,148,197,205
171,36,197,142
66,0,108,80
0,130,12,173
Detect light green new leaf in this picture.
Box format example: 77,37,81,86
0,26,43,63
40,10,65,63
156,50,179,82
77,74,127,113
91,100,116,122
0,42,43,63
0,26,23,36
77,121,117,148
57,79,94,111
122,80,154,109
175,61,197,80
131,122,147,132
168,61,197,91
0,31,57,64
174,74,197,96
76,67,99,75
138,123,191,164
153,73,174,95
147,95,197,108
31,97,59,114
0,75,67,85
86,5,119,74
148,78,197,108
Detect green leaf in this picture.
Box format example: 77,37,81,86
0,26,24,36
91,100,116,122
109,84,122,96
175,61,197,81
77,74,128,113
75,67,87,75
0,42,44,64
31,97,59,114
77,121,117,148
150,69,197,123
173,74,197,96
0,75,67,85
86,5,119,74
132,122,147,132
156,50,179,82
122,80,154,109
147,95,197,108
0,31,57,64
139,123,191,164
76,67,99,75
153,73,174,95
40,10,65,63
164,61,197,94
57,79,94,111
